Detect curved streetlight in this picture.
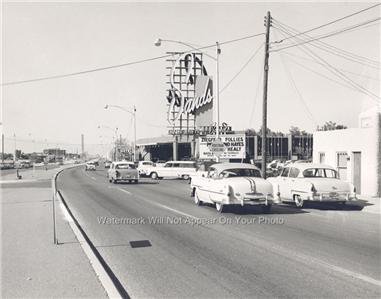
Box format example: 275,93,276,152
104,105,137,162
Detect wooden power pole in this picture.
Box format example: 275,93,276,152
262,11,271,178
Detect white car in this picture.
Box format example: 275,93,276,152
137,161,155,176
190,163,274,213
146,161,197,180
85,162,96,171
107,161,139,183
268,163,356,208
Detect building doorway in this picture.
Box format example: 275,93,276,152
337,152,348,180
352,152,361,194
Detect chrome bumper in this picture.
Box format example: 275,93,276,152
308,192,356,201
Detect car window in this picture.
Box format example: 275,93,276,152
325,169,338,178
180,163,196,168
208,167,218,178
289,167,300,178
172,163,180,167
303,168,338,178
116,164,135,169
164,163,172,168
219,168,262,178
281,167,290,177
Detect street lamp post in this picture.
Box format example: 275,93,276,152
104,105,137,162
98,125,118,161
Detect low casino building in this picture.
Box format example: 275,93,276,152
313,106,381,197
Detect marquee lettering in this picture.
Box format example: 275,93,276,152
167,52,212,125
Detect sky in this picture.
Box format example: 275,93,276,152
2,0,380,154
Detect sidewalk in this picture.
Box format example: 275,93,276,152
1,166,107,298
350,195,381,215
0,166,61,182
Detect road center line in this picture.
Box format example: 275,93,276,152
117,187,200,220
118,188,131,195
83,170,96,181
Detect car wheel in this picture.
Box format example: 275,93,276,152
294,195,304,208
113,179,118,184
109,179,112,183
194,189,202,206
261,204,272,213
215,202,224,213
134,179,138,184
182,174,190,180
151,172,158,179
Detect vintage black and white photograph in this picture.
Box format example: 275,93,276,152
1,0,380,298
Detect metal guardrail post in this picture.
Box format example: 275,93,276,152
52,174,58,245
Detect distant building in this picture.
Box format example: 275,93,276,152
43,148,66,157
313,106,381,197
137,133,313,163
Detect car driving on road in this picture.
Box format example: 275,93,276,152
146,161,197,180
190,163,274,213
85,161,96,171
268,163,357,208
108,161,139,184
137,161,155,176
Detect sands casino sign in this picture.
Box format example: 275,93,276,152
166,52,214,131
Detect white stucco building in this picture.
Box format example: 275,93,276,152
313,106,381,197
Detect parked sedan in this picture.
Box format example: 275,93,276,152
108,161,139,183
268,163,356,208
190,163,274,213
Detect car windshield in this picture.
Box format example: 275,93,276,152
219,168,262,178
303,168,338,178
116,164,135,169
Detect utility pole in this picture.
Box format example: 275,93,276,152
133,105,137,162
1,134,4,163
261,11,271,179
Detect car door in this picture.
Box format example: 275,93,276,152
160,162,173,177
285,167,300,199
278,167,290,200
196,167,217,203
170,163,181,177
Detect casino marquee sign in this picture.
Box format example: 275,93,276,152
166,52,214,134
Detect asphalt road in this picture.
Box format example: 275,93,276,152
57,166,381,298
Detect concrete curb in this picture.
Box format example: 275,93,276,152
52,165,129,299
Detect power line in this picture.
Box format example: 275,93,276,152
274,33,318,126
2,32,265,86
274,3,381,43
220,43,264,94
273,25,381,104
275,25,379,101
271,17,381,52
248,66,264,127
282,51,380,81
282,53,359,92
272,18,380,66
274,24,381,101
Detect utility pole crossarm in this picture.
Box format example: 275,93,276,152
262,11,271,179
